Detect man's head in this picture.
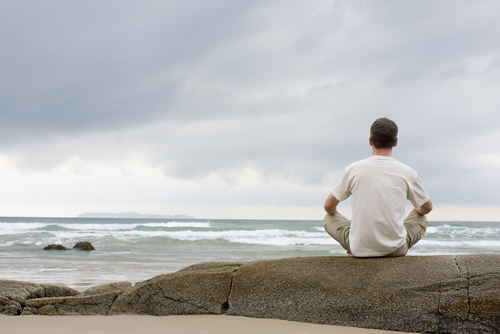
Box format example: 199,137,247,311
370,117,398,149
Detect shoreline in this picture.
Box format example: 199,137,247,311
0,314,412,334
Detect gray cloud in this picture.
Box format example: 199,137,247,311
1,0,500,210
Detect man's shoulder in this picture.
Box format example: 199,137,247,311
345,156,418,174
346,157,373,168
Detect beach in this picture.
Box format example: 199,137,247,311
1,314,414,334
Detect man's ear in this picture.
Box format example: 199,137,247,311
369,137,373,147
394,138,398,147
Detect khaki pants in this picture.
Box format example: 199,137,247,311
323,211,428,257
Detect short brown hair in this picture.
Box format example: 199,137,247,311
370,118,398,149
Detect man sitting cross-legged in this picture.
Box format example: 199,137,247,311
323,117,432,257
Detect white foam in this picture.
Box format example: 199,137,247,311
143,222,211,228
418,239,500,248
58,223,140,231
111,229,335,246
427,224,500,233
52,221,211,231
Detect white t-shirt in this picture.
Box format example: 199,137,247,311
332,155,430,257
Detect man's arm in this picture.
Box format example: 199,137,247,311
410,199,433,216
324,193,340,215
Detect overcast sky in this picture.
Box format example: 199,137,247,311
1,0,500,220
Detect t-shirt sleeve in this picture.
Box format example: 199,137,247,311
331,168,352,202
407,173,430,208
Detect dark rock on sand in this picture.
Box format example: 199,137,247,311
0,296,22,315
19,282,127,315
228,256,463,332
226,255,500,333
0,280,79,315
73,241,95,251
80,281,133,296
44,244,67,250
0,280,45,306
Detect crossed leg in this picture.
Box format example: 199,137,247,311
323,211,428,257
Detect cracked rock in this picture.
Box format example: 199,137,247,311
457,255,500,332
228,256,469,333
109,262,241,316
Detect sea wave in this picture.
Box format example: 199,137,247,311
0,221,211,234
89,229,335,246
0,222,47,234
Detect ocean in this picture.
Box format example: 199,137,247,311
1,217,499,288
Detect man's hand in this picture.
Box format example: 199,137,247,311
324,193,340,215
409,199,433,216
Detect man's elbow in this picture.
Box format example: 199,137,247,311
324,194,339,214
421,200,433,214
324,204,335,214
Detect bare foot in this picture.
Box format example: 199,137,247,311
347,251,353,257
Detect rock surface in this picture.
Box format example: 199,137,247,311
1,255,499,334
80,281,133,296
22,291,122,315
228,256,465,332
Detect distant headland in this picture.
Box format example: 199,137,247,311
76,212,195,219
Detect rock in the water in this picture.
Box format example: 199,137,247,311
44,244,67,250
80,281,133,296
108,263,242,316
72,242,95,251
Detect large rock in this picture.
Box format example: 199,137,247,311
457,255,500,333
226,255,500,333
108,263,243,315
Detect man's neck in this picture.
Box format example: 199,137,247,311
372,147,393,157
